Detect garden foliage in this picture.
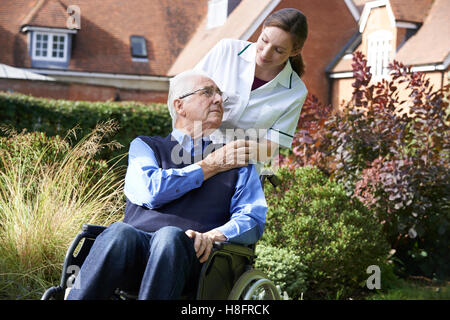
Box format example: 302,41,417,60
282,52,450,279
262,166,390,299
0,92,172,160
254,244,307,300
0,122,125,299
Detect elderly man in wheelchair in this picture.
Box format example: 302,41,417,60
44,69,281,300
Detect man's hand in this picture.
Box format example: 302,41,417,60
185,229,226,263
198,139,255,180
256,139,278,162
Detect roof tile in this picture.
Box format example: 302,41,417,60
0,0,207,76
395,0,450,65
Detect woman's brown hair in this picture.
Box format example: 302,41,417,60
263,8,308,77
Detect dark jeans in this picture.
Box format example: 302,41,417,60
66,222,202,300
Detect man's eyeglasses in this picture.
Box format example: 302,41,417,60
178,86,228,102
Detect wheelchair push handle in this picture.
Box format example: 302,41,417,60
259,171,281,188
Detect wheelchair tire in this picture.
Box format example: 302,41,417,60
228,270,282,300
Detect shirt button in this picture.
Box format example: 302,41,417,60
176,189,180,193
195,180,200,185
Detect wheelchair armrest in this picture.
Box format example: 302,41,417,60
59,225,107,289
213,242,255,258
82,224,107,238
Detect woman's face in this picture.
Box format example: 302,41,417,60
255,26,300,71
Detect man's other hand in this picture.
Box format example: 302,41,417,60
185,229,226,263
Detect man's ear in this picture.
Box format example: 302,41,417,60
173,98,185,117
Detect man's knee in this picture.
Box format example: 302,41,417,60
152,226,192,251
99,222,141,248
106,221,137,236
154,226,186,241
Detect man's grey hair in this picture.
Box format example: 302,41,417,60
167,69,212,128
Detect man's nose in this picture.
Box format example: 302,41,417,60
212,91,222,104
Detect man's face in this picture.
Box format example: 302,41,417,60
177,76,224,133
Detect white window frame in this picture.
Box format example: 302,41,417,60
367,30,393,79
207,0,228,29
32,32,68,62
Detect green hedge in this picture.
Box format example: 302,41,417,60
0,92,172,160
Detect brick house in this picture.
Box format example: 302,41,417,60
0,0,363,104
1,0,448,108
169,0,359,107
0,0,206,102
328,0,450,108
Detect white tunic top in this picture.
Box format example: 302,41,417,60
194,38,308,148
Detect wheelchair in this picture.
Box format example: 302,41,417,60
41,174,282,300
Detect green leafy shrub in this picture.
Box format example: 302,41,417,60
0,92,172,161
255,244,307,300
282,52,449,280
262,166,390,299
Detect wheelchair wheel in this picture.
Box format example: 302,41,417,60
228,270,282,300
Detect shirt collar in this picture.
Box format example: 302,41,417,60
239,42,294,89
238,42,256,62
275,59,294,89
262,59,294,89
171,128,212,154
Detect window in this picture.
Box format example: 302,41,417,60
227,0,241,15
367,30,393,79
33,32,68,61
207,0,228,29
130,36,148,59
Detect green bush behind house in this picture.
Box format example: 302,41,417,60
262,166,390,299
0,92,172,160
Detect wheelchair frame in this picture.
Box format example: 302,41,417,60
41,174,281,300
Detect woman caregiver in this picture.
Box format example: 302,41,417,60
194,8,309,168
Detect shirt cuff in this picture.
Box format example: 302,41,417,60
215,220,238,240
215,221,260,245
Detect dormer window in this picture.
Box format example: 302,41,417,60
21,26,76,69
33,32,67,61
207,0,241,29
367,30,393,79
130,36,148,61
207,0,228,29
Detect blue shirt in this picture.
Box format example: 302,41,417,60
124,129,267,245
